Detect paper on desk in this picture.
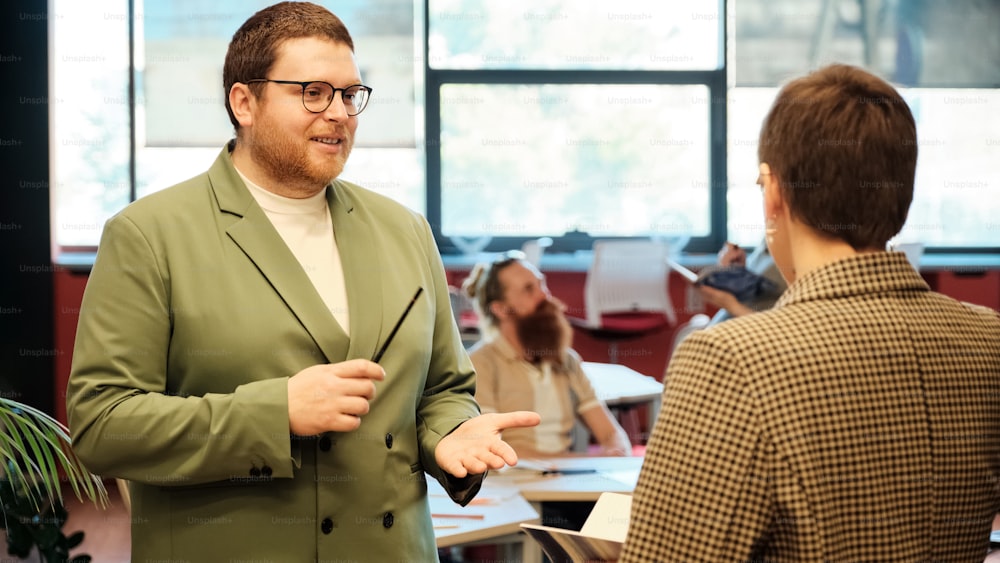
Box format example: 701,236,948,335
580,492,632,541
509,458,562,473
521,492,632,562
601,469,641,488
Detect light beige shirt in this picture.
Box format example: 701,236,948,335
469,336,600,455
237,170,350,334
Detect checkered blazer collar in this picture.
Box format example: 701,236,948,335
775,251,930,308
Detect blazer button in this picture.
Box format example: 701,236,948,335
319,436,332,452
261,465,272,477
384,433,393,449
249,467,261,477
321,518,334,534
382,512,394,528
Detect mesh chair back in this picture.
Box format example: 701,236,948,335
584,240,677,326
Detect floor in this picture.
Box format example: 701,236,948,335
0,481,130,563
3,484,998,562
64,481,131,562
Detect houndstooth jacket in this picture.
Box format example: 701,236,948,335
622,252,1000,562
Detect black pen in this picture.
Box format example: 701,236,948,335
541,468,598,476
372,287,423,363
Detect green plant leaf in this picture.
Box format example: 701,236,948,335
0,397,108,517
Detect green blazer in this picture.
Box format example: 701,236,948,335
67,145,482,562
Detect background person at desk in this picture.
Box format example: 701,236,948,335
622,64,1000,562
698,240,786,323
463,254,632,458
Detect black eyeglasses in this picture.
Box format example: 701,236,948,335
246,79,372,116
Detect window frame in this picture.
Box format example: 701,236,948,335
49,0,1000,263
423,0,729,256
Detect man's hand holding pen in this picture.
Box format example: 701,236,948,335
286,284,541,478
287,288,422,436
287,359,386,435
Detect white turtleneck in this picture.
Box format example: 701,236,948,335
236,169,350,335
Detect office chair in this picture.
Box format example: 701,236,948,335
891,241,924,271
520,237,553,270
568,240,677,364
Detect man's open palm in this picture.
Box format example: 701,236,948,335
435,411,541,477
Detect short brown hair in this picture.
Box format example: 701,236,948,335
462,252,533,328
222,2,355,130
757,64,917,249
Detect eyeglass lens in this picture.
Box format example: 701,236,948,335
302,82,370,115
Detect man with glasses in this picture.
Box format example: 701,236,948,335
66,3,539,561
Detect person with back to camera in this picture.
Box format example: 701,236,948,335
621,63,1000,561
64,3,539,561
463,253,632,458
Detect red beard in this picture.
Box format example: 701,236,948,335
514,298,572,368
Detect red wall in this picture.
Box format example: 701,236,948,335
53,269,90,426
53,266,1000,428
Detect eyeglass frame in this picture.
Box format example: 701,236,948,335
245,79,373,116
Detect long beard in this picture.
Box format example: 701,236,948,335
247,117,351,193
514,298,572,368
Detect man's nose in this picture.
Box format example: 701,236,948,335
323,93,349,120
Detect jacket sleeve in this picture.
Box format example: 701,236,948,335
621,329,774,561
66,214,296,486
410,217,484,504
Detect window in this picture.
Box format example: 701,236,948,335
50,0,423,249
50,0,999,258
727,0,1000,249
426,0,726,254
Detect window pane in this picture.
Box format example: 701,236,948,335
429,0,721,70
729,0,1000,248
51,0,425,250
50,0,131,247
139,0,416,148
726,88,1000,248
135,0,423,211
734,0,1000,87
440,84,710,239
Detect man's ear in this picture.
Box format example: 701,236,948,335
489,300,510,321
229,83,255,128
760,164,786,221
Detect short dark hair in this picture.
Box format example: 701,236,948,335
758,64,917,249
222,2,355,130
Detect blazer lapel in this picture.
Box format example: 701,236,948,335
327,182,383,362
208,148,350,363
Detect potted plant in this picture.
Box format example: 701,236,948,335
0,396,107,562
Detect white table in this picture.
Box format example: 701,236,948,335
582,361,664,440
483,456,645,563
430,477,539,559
